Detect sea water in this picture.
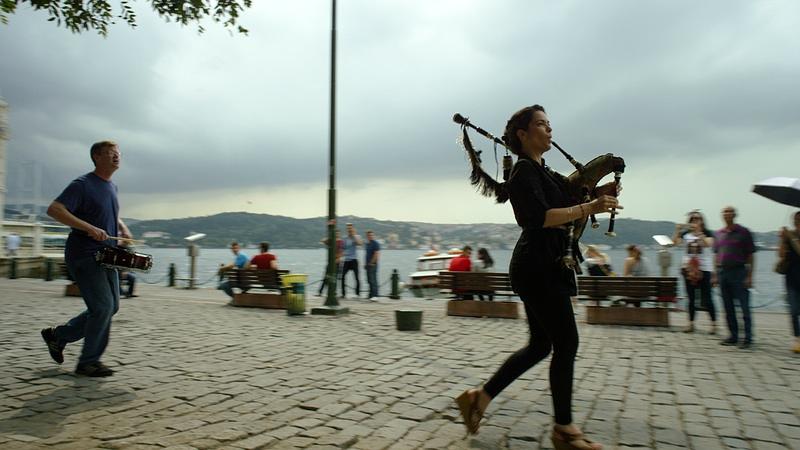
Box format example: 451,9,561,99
135,247,789,311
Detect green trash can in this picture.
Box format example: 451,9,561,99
395,309,423,331
287,281,306,315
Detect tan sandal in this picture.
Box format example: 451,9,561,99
551,428,603,450
455,390,482,435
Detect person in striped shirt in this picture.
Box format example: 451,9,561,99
713,206,756,349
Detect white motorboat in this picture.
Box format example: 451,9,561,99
407,249,460,298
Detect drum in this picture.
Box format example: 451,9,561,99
95,247,153,272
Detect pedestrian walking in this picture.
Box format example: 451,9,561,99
40,140,132,377
340,223,362,298
714,206,756,349
455,104,619,450
5,232,21,256
365,230,380,299
777,211,800,353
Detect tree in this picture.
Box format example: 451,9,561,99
0,0,253,36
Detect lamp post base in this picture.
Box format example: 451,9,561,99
311,305,350,316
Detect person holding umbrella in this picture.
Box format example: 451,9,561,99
778,211,800,353
752,177,800,352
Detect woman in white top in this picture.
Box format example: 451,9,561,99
672,211,717,334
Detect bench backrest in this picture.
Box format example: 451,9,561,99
577,276,678,299
439,271,513,294
229,268,290,290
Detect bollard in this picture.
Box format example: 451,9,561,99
658,249,672,277
287,282,306,315
45,258,54,281
168,263,176,287
389,269,400,299
9,258,18,279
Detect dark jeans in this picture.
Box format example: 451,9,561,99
684,270,715,322
719,266,752,342
318,263,341,296
55,256,120,365
341,259,360,297
218,280,234,298
483,292,578,425
787,284,800,337
366,264,378,298
120,272,136,297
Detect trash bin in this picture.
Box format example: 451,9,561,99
395,309,423,331
284,274,308,316
282,273,308,289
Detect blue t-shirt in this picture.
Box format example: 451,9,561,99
343,235,359,261
234,252,249,268
366,240,380,265
55,172,119,263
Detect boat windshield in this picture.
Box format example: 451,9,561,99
418,258,449,271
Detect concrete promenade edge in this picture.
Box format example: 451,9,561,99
0,278,798,450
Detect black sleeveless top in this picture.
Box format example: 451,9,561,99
506,156,578,296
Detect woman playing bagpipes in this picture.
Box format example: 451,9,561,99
455,105,622,450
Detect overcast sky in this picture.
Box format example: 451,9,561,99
1,0,799,232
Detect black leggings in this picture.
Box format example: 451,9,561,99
341,260,360,297
483,292,578,425
684,270,716,322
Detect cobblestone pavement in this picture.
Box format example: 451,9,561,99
0,278,798,450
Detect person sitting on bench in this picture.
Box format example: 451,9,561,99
119,271,137,298
448,245,473,300
218,241,249,299
250,242,278,270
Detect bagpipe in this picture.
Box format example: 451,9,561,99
453,113,626,269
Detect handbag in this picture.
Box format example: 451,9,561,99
775,230,800,275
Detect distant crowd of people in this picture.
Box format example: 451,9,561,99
316,223,381,300
217,241,279,299
581,206,800,354
216,222,383,302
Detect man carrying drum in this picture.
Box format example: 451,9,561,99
40,140,133,377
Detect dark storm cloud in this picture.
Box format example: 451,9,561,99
1,0,799,223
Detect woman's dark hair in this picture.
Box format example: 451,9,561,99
502,105,546,155
477,247,494,268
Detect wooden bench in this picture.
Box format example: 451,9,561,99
439,271,519,319
577,276,678,327
227,268,290,309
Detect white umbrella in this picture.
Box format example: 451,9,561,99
752,177,800,208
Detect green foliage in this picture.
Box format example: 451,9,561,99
0,0,252,36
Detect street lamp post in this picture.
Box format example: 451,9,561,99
312,0,348,316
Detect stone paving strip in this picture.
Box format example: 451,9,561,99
0,278,798,449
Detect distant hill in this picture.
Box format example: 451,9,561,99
127,212,780,250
